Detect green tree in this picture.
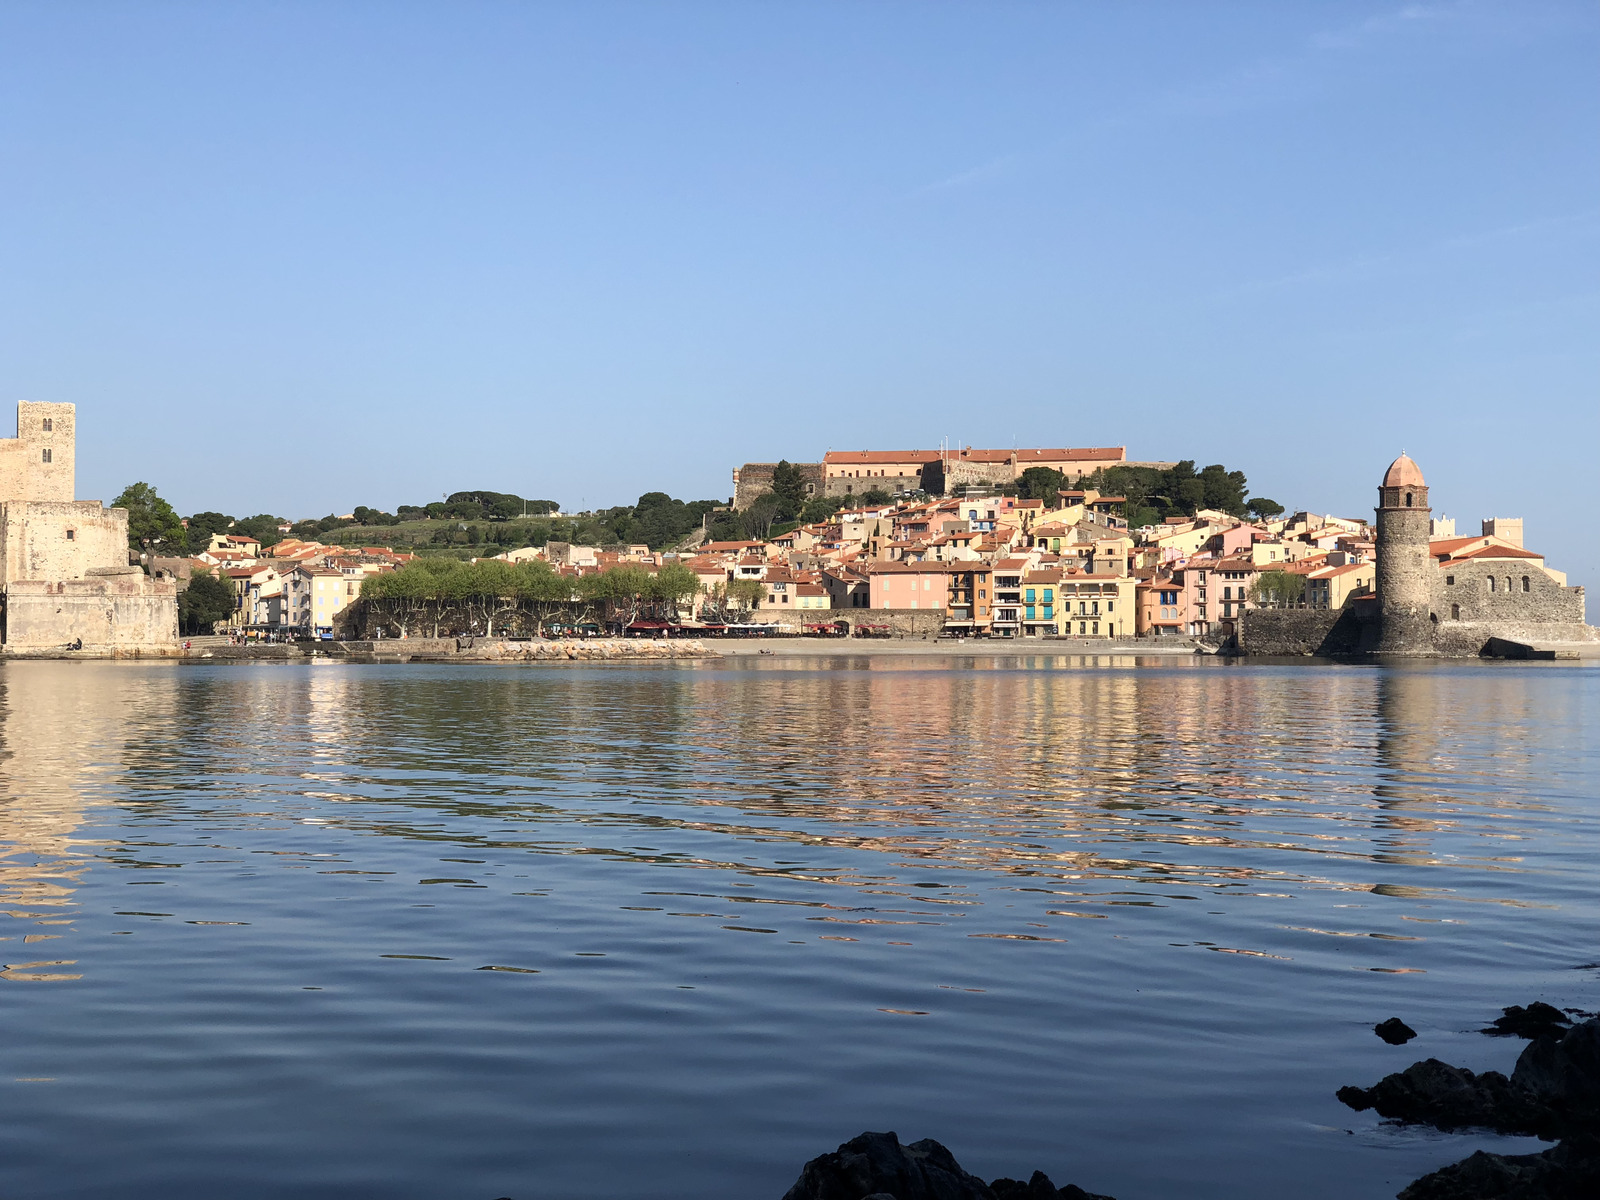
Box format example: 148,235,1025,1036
1018,466,1067,501
799,494,844,524
1199,464,1249,516
113,482,187,556
185,511,235,548
861,486,892,506
768,460,808,521
741,492,784,540
233,514,287,548
727,578,765,610
1247,497,1285,521
1250,570,1305,609
179,570,234,633
649,562,700,614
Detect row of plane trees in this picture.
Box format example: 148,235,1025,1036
356,557,763,638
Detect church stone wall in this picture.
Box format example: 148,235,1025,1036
1432,561,1584,626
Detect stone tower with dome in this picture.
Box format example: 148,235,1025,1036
1374,453,1434,655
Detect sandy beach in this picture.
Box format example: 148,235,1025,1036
713,636,1209,657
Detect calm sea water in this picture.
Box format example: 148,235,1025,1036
1,656,1596,1200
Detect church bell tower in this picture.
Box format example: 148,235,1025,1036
1374,454,1434,655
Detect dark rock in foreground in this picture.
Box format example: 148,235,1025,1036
1336,1058,1545,1135
1341,1012,1600,1199
780,1131,1114,1200
1377,1017,1419,1045
1397,1137,1600,1200
1484,1003,1573,1041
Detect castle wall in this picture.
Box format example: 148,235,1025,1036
0,403,75,505
732,462,824,510
822,465,939,500
0,501,128,588
2,572,179,650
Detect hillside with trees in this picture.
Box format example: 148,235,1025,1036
146,454,1283,562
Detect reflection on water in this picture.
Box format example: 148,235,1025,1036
0,657,1595,1200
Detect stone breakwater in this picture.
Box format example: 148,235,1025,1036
180,637,721,664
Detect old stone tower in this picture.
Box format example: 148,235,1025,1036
1375,453,1433,655
0,401,178,652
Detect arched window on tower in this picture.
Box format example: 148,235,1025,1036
1506,576,1513,594
1451,603,1460,620
1522,576,1530,592
1488,577,1497,593
1405,492,1413,507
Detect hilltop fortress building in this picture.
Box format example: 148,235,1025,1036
733,446,1175,510
0,402,178,653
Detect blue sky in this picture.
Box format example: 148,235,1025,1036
2,2,1596,581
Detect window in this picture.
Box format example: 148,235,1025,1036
1025,588,1035,603
42,418,53,432
1222,586,1232,600
1488,577,1496,592
978,589,986,599
1042,606,1052,620
1445,575,1455,586
1043,589,1053,603
65,529,75,540
1506,577,1513,594
41,448,52,464
1092,622,1099,635
1451,603,1460,620
1522,575,1530,592
1405,492,1413,507
1078,622,1086,635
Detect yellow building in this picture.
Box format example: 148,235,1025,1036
1305,561,1375,609
1055,573,1134,637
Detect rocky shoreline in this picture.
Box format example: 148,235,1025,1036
1338,1002,1599,1199
752,999,1600,1200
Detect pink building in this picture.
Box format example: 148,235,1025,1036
868,562,957,610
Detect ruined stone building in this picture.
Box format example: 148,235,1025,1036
0,402,178,653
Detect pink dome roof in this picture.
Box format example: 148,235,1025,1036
1382,454,1425,489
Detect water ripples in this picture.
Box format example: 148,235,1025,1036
0,657,1595,1199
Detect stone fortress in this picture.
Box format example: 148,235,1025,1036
732,445,1175,510
0,402,178,654
1247,453,1594,657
